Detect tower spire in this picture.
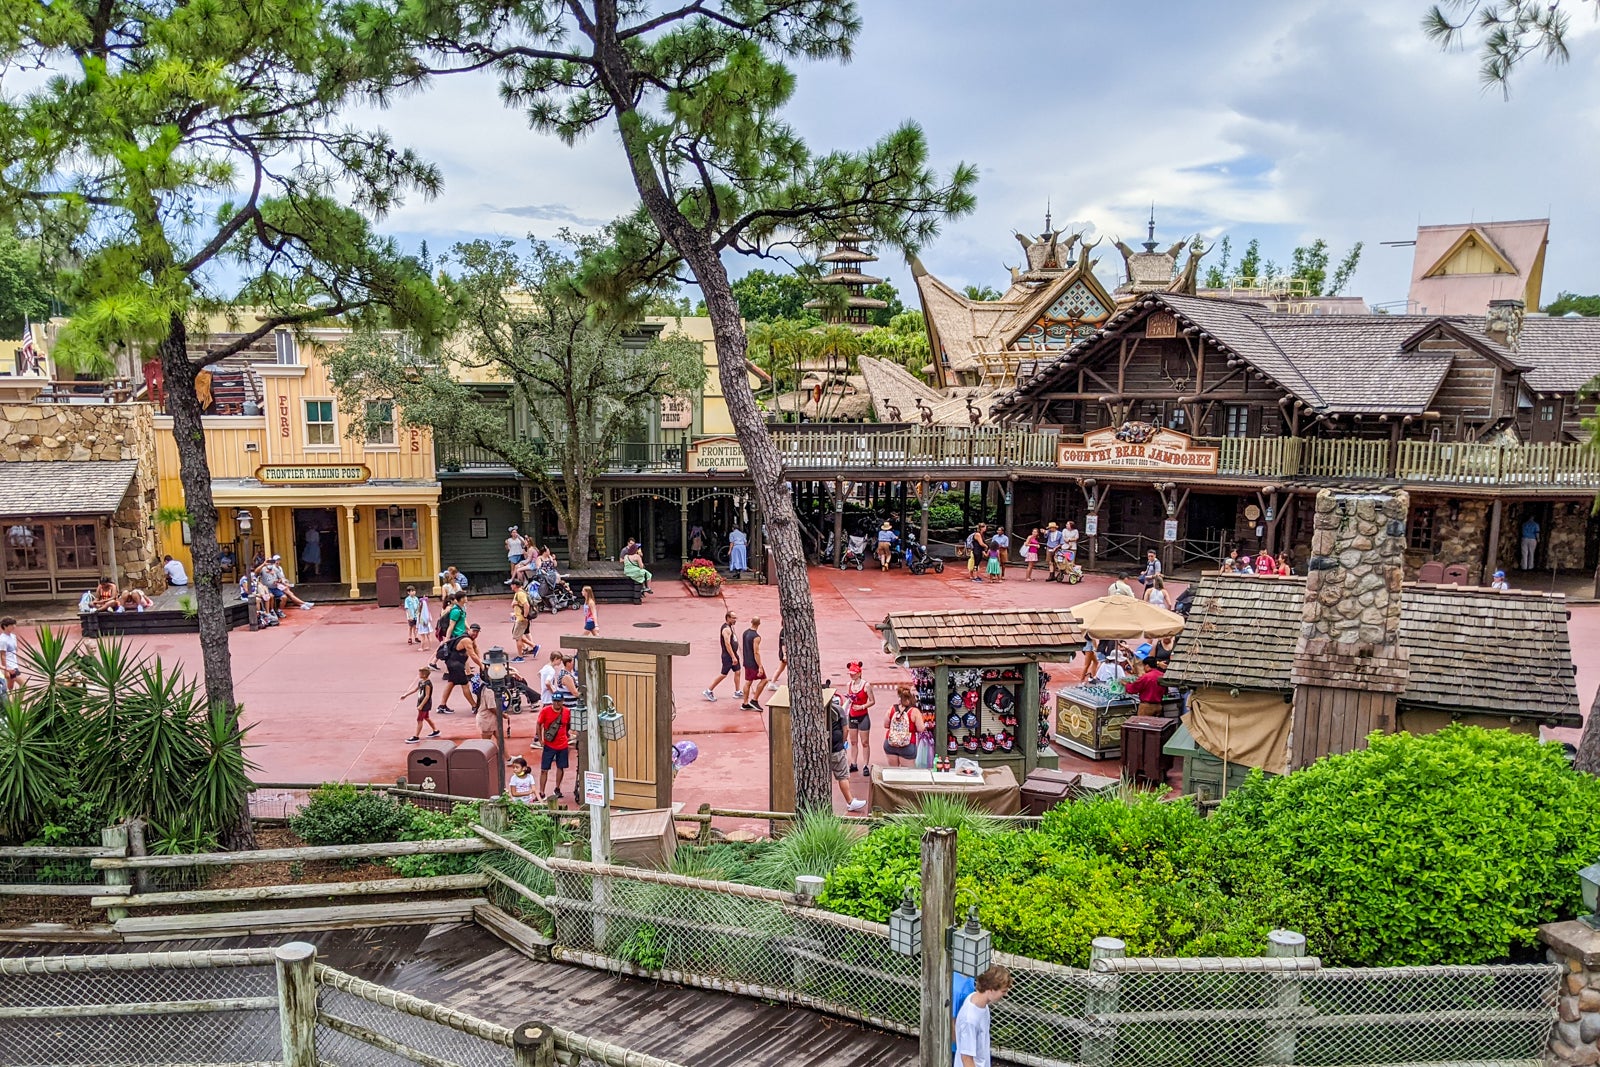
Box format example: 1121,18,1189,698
1143,204,1158,252
1044,198,1052,235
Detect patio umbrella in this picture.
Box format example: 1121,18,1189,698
1069,594,1185,640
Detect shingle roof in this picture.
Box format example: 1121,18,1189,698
0,460,139,518
880,609,1085,656
1512,316,1600,393
1165,574,1579,723
858,356,998,425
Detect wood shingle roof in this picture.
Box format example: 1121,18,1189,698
880,609,1085,656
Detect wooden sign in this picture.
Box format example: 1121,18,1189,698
660,395,693,430
686,435,747,473
1056,427,1218,475
1145,311,1178,338
256,464,371,485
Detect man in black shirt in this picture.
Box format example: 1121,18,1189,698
829,692,867,812
702,610,744,702
740,616,768,711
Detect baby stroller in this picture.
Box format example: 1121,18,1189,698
535,567,580,613
903,533,945,575
839,533,868,571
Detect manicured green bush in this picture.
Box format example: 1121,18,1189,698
288,784,411,847
1204,725,1600,965
386,801,484,878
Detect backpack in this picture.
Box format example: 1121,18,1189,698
885,706,914,749
434,614,449,641
542,706,568,744
435,640,452,662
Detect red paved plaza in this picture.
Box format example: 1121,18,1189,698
15,566,1599,815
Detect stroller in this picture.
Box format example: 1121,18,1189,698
903,533,945,575
839,533,868,571
534,566,580,613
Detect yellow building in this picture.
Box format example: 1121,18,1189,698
154,325,441,597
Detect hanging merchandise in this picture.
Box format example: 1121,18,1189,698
962,710,980,731
963,734,981,753
999,732,1015,752
948,713,964,732
962,688,980,710
949,691,967,711
947,737,959,754
980,734,996,753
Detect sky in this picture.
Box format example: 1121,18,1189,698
366,0,1600,312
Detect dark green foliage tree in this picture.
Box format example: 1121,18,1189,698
359,0,976,809
1423,0,1590,89
0,0,444,816
0,232,53,338
327,236,705,563
713,268,819,322
962,284,1002,301
289,784,411,845
859,310,931,381
1202,235,1233,289
1546,292,1600,317
863,279,903,326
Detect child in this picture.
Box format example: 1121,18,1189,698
582,585,597,634
417,591,433,642
403,585,421,644
985,541,1002,582
401,664,441,744
507,755,538,804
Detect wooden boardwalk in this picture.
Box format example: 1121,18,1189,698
3,923,914,1067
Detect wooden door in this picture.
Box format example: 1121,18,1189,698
586,650,671,810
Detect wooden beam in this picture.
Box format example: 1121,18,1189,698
90,873,488,910
559,635,691,657
92,837,492,870
115,898,486,941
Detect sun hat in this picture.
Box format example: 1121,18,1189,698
881,521,892,530
1048,522,1058,529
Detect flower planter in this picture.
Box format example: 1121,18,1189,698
683,580,721,597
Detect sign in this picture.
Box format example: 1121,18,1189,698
1163,519,1179,542
686,435,747,473
1244,504,1261,521
1084,514,1098,537
584,770,606,808
469,518,488,539
1056,426,1219,475
256,464,370,485
660,395,693,430
1145,311,1178,339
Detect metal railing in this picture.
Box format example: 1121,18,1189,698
0,943,683,1067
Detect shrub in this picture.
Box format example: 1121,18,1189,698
1204,726,1600,965
386,801,482,878
681,560,722,588
289,784,410,847
747,810,859,890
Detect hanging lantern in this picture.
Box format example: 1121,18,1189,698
599,708,627,741
567,697,589,733
887,888,922,957
950,905,993,978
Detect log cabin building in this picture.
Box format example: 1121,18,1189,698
985,289,1600,580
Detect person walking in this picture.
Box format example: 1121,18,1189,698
845,660,874,776
437,623,483,714
0,616,20,694
510,578,537,659
882,686,923,768
955,966,1013,1067
1144,575,1170,609
581,585,598,634
535,692,572,802
1138,550,1161,589
1063,520,1080,566
772,624,788,684
703,610,744,702
965,524,988,583
992,526,1010,567
417,590,433,641
1043,522,1062,580
728,527,749,573
442,592,469,640
507,756,538,804
1521,514,1541,570
401,665,440,744
1022,528,1041,581
403,585,421,644
505,526,526,576
875,520,898,571
740,616,768,711
827,692,868,812
1108,573,1134,598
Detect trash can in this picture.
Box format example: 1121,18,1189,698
375,562,402,608
1020,770,1079,816
1121,716,1179,787
448,739,503,798
406,739,456,796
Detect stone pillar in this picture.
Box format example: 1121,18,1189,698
1288,490,1411,769
426,503,442,595
342,504,360,598
1540,922,1600,1065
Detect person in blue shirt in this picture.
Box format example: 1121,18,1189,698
1520,516,1540,571
952,972,976,1055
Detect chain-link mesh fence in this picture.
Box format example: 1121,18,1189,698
0,950,282,1067
541,859,1560,1067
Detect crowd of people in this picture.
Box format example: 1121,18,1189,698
962,521,1086,584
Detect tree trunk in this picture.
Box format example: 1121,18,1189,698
158,314,255,848
567,470,593,567
1574,688,1600,776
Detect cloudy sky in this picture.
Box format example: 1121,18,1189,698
369,1,1600,311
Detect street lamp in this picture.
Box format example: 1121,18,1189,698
888,887,922,957
483,646,511,791
1580,862,1600,929
597,694,627,741
950,905,993,978
234,509,253,533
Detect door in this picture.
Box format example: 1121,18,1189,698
1531,398,1564,443
292,508,339,584
578,650,669,810
1186,494,1239,552
439,493,520,585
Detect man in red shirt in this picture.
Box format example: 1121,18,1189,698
536,694,573,802
1124,655,1168,717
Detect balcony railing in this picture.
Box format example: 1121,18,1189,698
437,429,1600,489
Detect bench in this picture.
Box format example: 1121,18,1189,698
80,600,252,637
565,563,645,605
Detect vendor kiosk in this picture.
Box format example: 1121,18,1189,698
878,609,1085,782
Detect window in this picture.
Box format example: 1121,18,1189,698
52,523,100,571
1538,402,1557,423
5,523,45,571
375,507,419,552
304,400,336,446
1408,507,1437,552
274,330,299,365
1224,404,1250,438
364,401,396,447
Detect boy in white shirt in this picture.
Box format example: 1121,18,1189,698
954,965,1012,1067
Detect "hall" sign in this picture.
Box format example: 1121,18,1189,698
256,464,372,485
1056,427,1219,474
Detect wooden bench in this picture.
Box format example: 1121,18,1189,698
565,563,645,605
81,600,252,637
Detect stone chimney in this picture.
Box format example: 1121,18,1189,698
1288,489,1411,768
1484,298,1525,352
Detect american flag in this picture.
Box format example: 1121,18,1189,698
17,319,40,376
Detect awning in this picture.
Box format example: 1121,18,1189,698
0,460,138,517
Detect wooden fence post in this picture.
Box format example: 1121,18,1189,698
1083,935,1125,1067
1262,928,1307,1066
100,825,130,922
918,827,956,1067
275,941,318,1067
480,798,509,834
512,1021,556,1067
124,818,150,895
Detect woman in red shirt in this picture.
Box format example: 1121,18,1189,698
845,660,875,776
1124,656,1167,716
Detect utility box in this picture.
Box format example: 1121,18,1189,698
610,808,678,869
448,739,502,798
1122,716,1179,787
374,562,402,608
407,739,456,796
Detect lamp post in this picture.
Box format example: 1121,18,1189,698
483,646,510,793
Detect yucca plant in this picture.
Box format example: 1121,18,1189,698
188,701,257,836
896,794,1002,840
0,695,69,838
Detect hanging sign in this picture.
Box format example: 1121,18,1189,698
660,395,694,430
1056,426,1219,475
1084,515,1098,537
584,770,606,808
686,435,747,473
1145,311,1179,339
256,464,370,485
1163,519,1179,542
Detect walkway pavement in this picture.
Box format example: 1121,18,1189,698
11,564,1599,814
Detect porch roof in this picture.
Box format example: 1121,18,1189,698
0,460,138,518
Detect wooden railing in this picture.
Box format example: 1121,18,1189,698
436,427,1600,488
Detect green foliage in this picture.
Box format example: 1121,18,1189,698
1201,236,1362,296
1205,725,1600,965
1546,292,1600,317
859,310,931,381
386,801,483,878
0,629,255,847
716,269,820,322
289,784,411,846
616,923,668,970
963,284,1002,301
0,232,56,338
746,809,859,890
1422,0,1581,89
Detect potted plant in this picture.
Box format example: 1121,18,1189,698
680,557,723,597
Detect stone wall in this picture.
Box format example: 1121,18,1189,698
0,403,164,591
1541,921,1600,1065
1300,489,1409,649
1549,507,1590,571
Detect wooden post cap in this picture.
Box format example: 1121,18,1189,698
275,941,317,963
